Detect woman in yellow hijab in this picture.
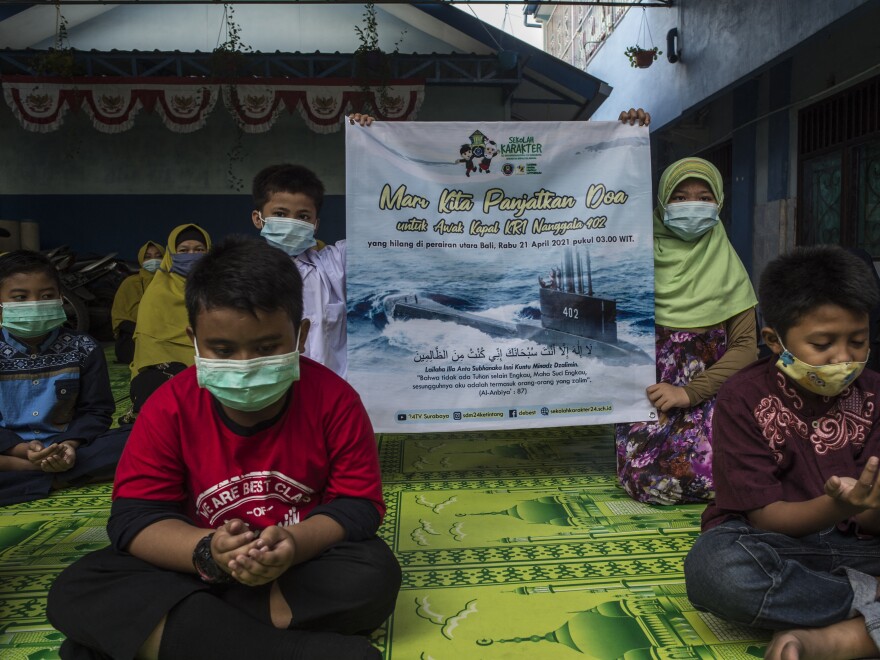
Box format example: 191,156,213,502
615,157,758,505
111,241,164,364
127,224,210,415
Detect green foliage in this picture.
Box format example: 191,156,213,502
624,45,661,68
354,2,381,54
31,4,82,77
353,3,407,115
211,3,253,192
211,3,253,78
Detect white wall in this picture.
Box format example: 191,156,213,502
585,0,870,127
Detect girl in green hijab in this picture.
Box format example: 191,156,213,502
615,157,758,505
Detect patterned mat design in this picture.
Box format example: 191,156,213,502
0,350,771,658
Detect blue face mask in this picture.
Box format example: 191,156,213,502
259,215,317,257
142,258,162,273
663,201,720,241
193,329,302,412
1,299,67,338
170,252,204,277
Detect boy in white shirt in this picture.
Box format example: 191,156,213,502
251,163,349,378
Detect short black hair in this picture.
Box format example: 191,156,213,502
252,164,325,214
759,244,880,339
185,235,303,331
0,249,61,291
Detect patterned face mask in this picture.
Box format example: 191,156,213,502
774,338,868,397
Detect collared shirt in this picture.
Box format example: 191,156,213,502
0,327,113,451
294,240,347,378
702,356,880,534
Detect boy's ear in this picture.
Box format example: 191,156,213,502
761,327,783,355
251,210,263,230
186,326,195,345
297,319,310,352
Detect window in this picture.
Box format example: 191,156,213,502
798,75,880,255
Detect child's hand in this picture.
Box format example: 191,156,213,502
227,525,296,586
27,441,75,472
646,382,690,412
825,457,880,510
618,108,651,126
348,113,374,126
212,519,261,581
41,442,76,472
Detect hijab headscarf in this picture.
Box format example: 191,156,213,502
130,224,211,378
111,241,164,336
653,157,757,328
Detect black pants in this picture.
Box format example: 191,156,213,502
113,321,134,364
129,362,187,413
47,537,401,659
0,427,129,507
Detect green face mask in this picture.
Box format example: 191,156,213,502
194,336,301,412
0,299,67,338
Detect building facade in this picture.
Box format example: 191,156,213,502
534,0,880,280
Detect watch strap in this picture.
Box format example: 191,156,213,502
192,533,233,584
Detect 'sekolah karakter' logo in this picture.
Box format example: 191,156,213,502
455,129,544,178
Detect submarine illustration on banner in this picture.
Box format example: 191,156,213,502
383,248,653,364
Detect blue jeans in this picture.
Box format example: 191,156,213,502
684,520,880,645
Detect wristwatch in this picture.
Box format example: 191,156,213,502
192,533,234,584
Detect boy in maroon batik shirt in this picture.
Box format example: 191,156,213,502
47,237,400,660
685,245,880,660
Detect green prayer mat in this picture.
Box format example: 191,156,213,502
0,349,771,658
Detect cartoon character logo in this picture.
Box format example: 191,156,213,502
479,141,498,174
502,163,514,176
456,144,476,177
455,130,491,178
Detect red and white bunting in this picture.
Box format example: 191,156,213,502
2,77,424,134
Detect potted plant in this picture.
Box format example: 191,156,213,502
354,3,386,79
353,2,406,114
624,9,661,69
31,3,82,77
210,3,252,79
624,45,661,69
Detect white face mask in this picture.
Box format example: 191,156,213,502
663,201,720,241
258,213,317,257
142,258,162,273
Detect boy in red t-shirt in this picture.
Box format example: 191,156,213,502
684,245,880,660
48,237,399,659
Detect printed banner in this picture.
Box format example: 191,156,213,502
346,121,656,432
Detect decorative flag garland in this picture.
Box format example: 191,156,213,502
2,76,424,134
